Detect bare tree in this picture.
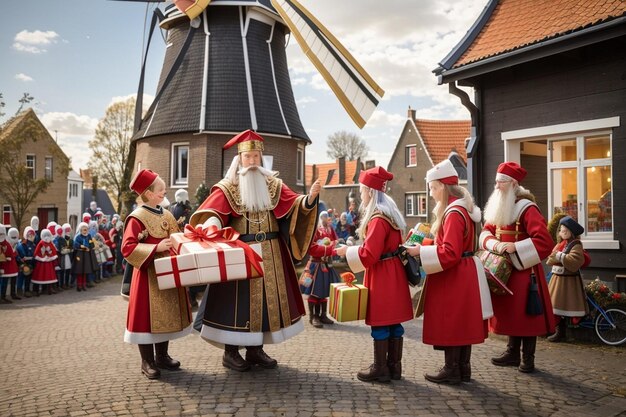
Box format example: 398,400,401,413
0,106,70,229
326,130,369,161
88,97,135,215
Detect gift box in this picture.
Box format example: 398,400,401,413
328,282,368,322
154,253,201,289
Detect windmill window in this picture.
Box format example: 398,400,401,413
296,146,304,185
171,143,189,186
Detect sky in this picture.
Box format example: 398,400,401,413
0,0,487,173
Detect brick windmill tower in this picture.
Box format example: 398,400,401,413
121,0,384,194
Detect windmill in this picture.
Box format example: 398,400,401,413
116,0,384,191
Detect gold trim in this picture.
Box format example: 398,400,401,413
204,319,250,330
126,243,155,270
147,257,192,333
238,140,264,153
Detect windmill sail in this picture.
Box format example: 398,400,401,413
271,0,384,128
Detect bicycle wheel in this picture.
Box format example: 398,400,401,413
595,308,626,346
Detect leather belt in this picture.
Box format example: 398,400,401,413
239,231,280,243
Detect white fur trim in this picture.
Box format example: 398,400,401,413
202,217,222,229
513,238,541,269
473,256,494,319
496,173,514,182
199,319,304,346
553,308,587,317
420,245,443,274
480,231,498,251
123,325,192,344
345,245,365,273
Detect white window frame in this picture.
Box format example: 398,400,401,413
501,117,619,249
296,145,304,186
26,154,36,179
45,156,53,181
405,192,428,217
405,145,417,167
171,142,189,187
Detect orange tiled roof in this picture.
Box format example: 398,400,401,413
455,0,626,68
414,119,470,164
305,159,361,187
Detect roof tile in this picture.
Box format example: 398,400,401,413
413,119,471,164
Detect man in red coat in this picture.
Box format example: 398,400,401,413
480,162,555,373
190,130,320,372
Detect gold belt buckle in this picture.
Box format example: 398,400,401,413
255,231,267,242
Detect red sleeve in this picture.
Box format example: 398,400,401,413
520,206,554,260
308,229,337,258
196,188,233,226
357,218,391,269
433,211,466,270
274,183,301,219
121,217,158,268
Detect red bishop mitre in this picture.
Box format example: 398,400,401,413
426,159,459,185
497,161,527,183
359,166,393,192
223,129,265,153
130,169,159,195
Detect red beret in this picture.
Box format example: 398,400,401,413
223,129,265,153
497,162,527,183
359,166,393,192
130,169,159,195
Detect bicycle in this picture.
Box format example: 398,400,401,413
572,294,626,346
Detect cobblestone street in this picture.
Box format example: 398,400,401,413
1,276,625,417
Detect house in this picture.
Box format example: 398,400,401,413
305,157,367,216
434,0,626,284
387,107,470,227
0,109,70,229
67,170,84,230
82,189,116,218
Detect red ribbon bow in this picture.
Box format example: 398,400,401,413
341,272,356,287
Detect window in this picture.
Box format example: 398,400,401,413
405,145,417,167
69,183,79,198
171,143,189,186
405,192,427,217
26,155,35,179
3,205,11,225
549,133,612,237
45,157,53,181
296,146,304,185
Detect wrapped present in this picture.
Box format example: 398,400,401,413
156,225,264,290
329,273,368,322
154,253,201,289
404,223,434,246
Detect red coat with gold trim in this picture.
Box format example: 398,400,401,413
0,240,19,277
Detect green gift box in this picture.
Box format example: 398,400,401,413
328,283,368,322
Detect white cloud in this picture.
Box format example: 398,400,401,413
15,73,33,82
13,30,59,54
108,93,154,111
296,96,317,106
39,112,98,171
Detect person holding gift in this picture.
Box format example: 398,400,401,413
336,166,413,383
480,162,555,373
302,210,341,328
405,159,491,385
546,216,589,342
190,129,320,372
122,169,192,380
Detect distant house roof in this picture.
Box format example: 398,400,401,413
413,118,470,165
435,0,626,80
83,189,116,215
68,170,83,181
305,159,362,187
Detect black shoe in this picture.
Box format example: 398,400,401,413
223,347,251,372
245,346,278,369
141,360,161,379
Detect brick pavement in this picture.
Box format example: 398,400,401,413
0,276,625,417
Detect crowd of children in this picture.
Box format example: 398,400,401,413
0,207,124,303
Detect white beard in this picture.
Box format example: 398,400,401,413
239,166,273,213
483,187,517,227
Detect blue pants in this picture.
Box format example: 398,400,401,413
371,324,404,341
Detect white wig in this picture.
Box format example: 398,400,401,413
357,186,406,238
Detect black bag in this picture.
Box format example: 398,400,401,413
381,246,421,287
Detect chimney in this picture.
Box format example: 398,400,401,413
407,105,416,121
338,157,346,184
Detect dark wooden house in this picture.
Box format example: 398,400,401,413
387,107,470,228
434,0,626,286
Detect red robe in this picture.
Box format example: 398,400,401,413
308,226,338,259
481,201,556,336
419,198,490,346
345,215,413,327
0,241,19,277
32,240,58,284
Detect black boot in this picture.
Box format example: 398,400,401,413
155,341,181,370
357,340,390,383
547,318,566,342
491,336,521,367
425,347,461,385
519,337,536,373
387,337,403,380
223,345,250,371
138,344,160,379
318,301,334,325
460,345,472,382
246,345,278,369
309,302,322,328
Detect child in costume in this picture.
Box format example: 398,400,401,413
6,227,22,300
16,227,37,297
0,225,20,303
122,169,192,380
546,216,589,342
72,222,97,291
32,229,59,295
55,224,73,289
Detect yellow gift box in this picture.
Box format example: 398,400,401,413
328,283,368,322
